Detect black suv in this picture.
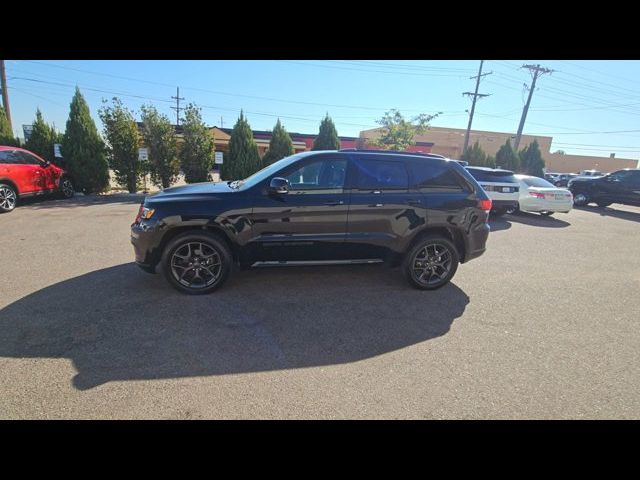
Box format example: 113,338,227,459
569,169,640,207
131,150,491,294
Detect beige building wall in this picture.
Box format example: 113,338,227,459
360,126,639,173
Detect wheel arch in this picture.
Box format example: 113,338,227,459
407,226,466,262
0,177,20,195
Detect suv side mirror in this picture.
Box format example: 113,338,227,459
268,177,290,195
42,160,51,168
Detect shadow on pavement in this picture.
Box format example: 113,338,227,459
501,211,571,229
18,194,146,210
0,263,469,390
574,204,640,223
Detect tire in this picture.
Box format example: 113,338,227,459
161,231,233,295
403,235,460,290
59,177,75,199
573,192,589,206
505,204,518,215
0,183,17,213
596,202,611,208
540,211,554,216
555,182,562,187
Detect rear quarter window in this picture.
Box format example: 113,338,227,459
406,159,468,192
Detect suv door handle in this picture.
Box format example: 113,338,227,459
324,200,344,206
406,199,422,205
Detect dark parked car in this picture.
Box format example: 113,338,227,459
553,173,578,187
569,168,640,207
131,150,492,294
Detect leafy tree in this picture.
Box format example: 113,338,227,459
99,98,141,193
312,114,340,150
485,154,496,168
25,109,57,163
460,141,488,167
180,103,214,183
373,109,440,151
495,139,520,172
62,87,110,193
519,140,546,177
140,104,179,188
0,106,18,146
223,110,261,181
262,119,294,166
553,149,565,155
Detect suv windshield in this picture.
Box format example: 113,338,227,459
466,168,517,184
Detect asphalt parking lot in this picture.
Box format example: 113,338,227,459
1,195,639,419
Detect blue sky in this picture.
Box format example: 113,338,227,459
5,59,640,159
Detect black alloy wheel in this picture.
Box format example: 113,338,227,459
404,236,459,290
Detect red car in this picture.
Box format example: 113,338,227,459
0,146,74,213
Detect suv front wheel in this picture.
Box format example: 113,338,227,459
161,231,233,295
403,235,460,290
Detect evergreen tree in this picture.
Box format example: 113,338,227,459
179,103,214,183
140,104,179,188
223,111,261,181
485,154,496,169
0,106,17,146
312,114,340,150
62,87,110,193
99,98,141,193
519,140,546,177
26,109,57,163
495,139,520,172
262,119,294,166
460,141,487,167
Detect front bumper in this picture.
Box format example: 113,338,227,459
131,222,163,274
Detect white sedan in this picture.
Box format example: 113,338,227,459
515,174,573,216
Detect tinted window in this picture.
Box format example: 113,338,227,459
285,158,347,191
0,150,21,164
521,176,555,188
609,170,635,183
466,168,517,184
352,157,408,190
407,159,466,191
16,151,41,165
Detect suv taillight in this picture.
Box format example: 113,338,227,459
479,199,492,211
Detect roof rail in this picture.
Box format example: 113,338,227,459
338,148,446,159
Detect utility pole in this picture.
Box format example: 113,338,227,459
514,64,553,150
220,116,223,128
171,87,185,126
1,60,13,133
462,60,492,154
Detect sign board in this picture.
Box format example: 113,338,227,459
22,124,34,142
54,144,62,158
214,152,223,164
138,148,149,161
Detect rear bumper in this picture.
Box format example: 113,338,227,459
462,222,490,263
520,198,573,213
490,199,519,210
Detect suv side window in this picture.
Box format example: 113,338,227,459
406,159,467,192
352,156,408,190
0,150,21,165
17,151,42,165
284,157,347,191
609,170,634,183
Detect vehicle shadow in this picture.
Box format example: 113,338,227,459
488,217,512,232
506,211,571,228
0,263,469,390
574,205,640,223
18,193,146,210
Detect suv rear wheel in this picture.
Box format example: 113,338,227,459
573,193,589,206
59,177,74,199
0,183,17,213
403,235,459,290
161,231,233,295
